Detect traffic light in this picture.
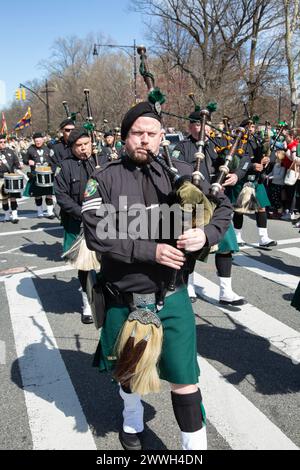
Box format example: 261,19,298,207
21,88,26,100
15,89,21,100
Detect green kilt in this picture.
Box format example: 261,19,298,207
217,223,239,254
291,281,300,311
23,177,54,198
94,286,200,385
227,178,270,208
255,183,270,208
62,218,81,253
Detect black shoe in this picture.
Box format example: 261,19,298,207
11,219,19,224
259,240,277,248
220,298,245,306
47,214,56,220
189,296,198,303
119,429,143,451
81,314,93,324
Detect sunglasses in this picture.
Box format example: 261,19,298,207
64,128,74,133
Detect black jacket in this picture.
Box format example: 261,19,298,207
52,138,72,168
54,155,97,222
23,144,55,171
0,148,21,178
173,136,215,181
82,155,232,293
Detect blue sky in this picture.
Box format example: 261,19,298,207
0,0,146,108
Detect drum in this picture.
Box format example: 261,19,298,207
35,165,54,187
3,172,24,194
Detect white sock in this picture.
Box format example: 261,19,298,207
11,210,18,220
187,273,196,298
47,204,54,216
37,206,43,217
181,426,207,450
3,210,10,221
119,386,144,434
258,227,272,244
81,291,92,316
234,229,244,244
218,276,243,302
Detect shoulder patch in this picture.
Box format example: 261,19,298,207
55,166,61,176
84,178,98,198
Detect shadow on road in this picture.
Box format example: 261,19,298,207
196,316,300,395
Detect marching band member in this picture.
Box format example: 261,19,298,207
82,101,232,450
23,132,56,219
52,118,75,168
173,111,247,305
0,134,22,223
232,119,277,248
54,128,97,324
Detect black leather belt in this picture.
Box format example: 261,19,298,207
104,282,183,309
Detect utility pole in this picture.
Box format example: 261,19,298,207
40,80,55,135
20,80,55,135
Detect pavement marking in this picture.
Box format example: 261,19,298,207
0,226,62,237
233,254,299,290
0,243,35,255
238,238,300,250
4,274,97,450
194,272,300,365
0,264,74,280
198,357,298,450
278,247,300,259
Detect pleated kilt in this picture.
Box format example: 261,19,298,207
23,177,54,198
62,218,81,253
93,286,201,385
217,222,239,253
226,178,270,208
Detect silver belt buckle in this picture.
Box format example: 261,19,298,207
132,292,156,308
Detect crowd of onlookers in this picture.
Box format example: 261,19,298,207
263,128,300,225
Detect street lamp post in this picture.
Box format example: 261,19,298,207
93,40,137,104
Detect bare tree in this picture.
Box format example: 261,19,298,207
282,0,300,128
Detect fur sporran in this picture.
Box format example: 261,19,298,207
62,233,100,271
234,182,260,214
113,308,163,395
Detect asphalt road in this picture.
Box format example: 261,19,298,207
0,196,299,451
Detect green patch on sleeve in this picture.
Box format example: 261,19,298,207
84,178,98,198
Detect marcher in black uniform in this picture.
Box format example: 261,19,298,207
23,132,55,218
233,120,277,247
52,118,75,168
99,130,119,165
82,102,232,450
0,134,23,223
173,112,249,305
54,128,97,324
